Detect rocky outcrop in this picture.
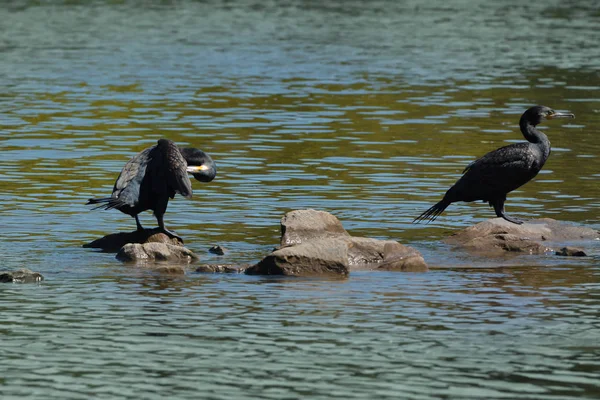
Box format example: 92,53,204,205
248,209,427,276
0,268,44,283
116,242,198,263
84,229,184,252
445,218,598,256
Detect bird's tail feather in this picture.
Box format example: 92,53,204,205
413,200,450,224
86,197,124,211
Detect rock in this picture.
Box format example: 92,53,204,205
84,229,184,252
208,245,227,255
195,264,245,273
375,242,429,272
116,242,198,263
445,218,598,256
0,268,44,283
248,210,427,276
280,209,350,247
556,247,587,257
246,238,350,276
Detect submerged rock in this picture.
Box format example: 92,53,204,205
84,229,183,252
208,245,227,255
195,264,245,273
116,242,198,263
556,247,587,257
248,209,427,276
445,218,598,256
0,268,44,283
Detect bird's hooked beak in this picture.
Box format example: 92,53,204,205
547,111,575,119
186,165,210,174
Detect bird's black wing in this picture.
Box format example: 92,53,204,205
451,142,540,201
154,139,193,199
110,147,153,207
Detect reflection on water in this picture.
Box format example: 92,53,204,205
1,1,600,399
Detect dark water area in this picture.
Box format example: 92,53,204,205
1,1,600,399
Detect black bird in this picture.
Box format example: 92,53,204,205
414,106,574,225
87,139,217,239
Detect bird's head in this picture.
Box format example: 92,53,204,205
180,147,217,183
524,105,575,126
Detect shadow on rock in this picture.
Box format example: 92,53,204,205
83,229,184,252
84,229,200,268
245,209,428,276
445,218,598,256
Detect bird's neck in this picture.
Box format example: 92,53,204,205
520,118,550,147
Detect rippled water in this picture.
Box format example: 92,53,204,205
1,1,600,398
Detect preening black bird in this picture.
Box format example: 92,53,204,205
414,106,574,225
87,139,217,239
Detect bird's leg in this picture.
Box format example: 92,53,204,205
135,215,145,232
156,213,183,243
492,199,524,225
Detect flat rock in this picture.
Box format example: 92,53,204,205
445,218,599,255
84,229,184,252
246,238,350,276
280,209,350,247
0,268,44,283
116,242,198,263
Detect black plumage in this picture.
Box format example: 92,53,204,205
414,105,574,225
87,139,217,238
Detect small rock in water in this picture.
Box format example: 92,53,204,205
555,247,587,257
209,245,227,255
0,268,44,283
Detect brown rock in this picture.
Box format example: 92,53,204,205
280,209,350,247
246,238,349,276
0,268,44,283
377,242,428,272
84,229,183,252
116,242,198,263
445,218,598,256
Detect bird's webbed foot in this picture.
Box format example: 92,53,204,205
500,214,524,225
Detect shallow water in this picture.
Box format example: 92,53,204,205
1,1,600,399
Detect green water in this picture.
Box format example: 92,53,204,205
1,1,599,399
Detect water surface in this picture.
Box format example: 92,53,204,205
1,1,600,399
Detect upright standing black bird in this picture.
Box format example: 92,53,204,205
414,106,574,225
87,139,217,239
